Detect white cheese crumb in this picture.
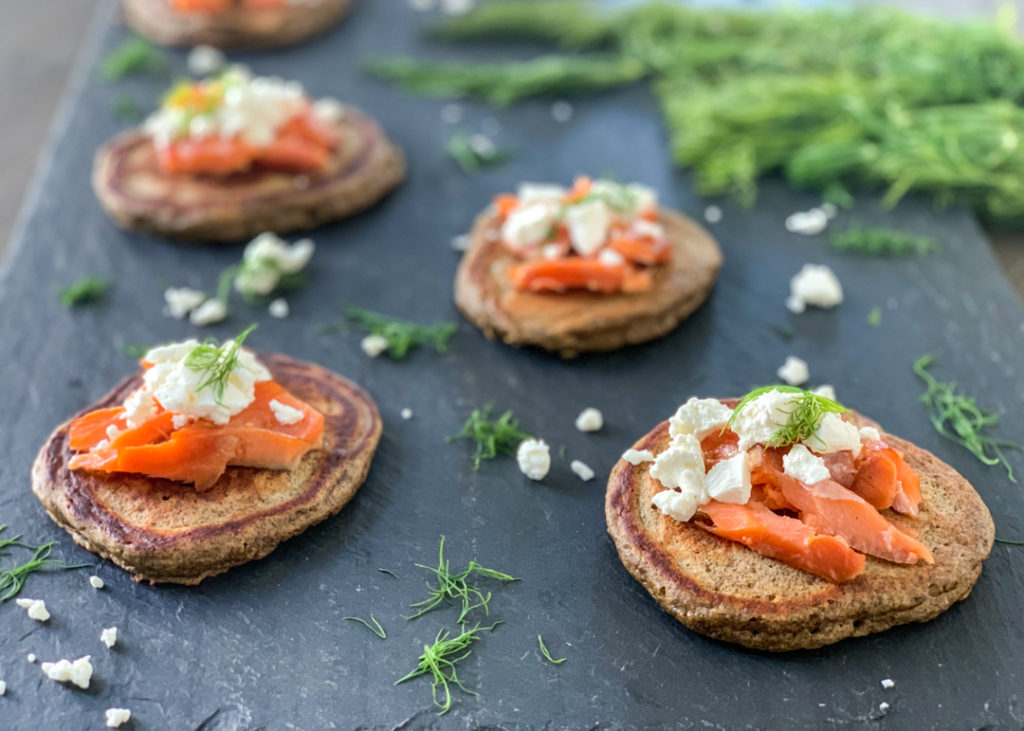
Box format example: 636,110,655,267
881,678,895,689
100,627,118,649
565,199,610,256
622,449,655,465
0,680,5,696
517,183,565,204
105,708,132,728
451,233,471,252
163,287,206,320
440,102,463,124
89,575,105,590
551,100,574,123
16,598,50,622
730,389,803,451
878,701,891,714
268,399,304,426
574,407,603,432
502,202,555,251
777,355,810,386
652,488,700,523
123,388,158,429
172,414,190,430
27,654,36,663
400,408,414,420
785,207,829,235
807,412,862,456
268,298,289,319
597,248,625,267
516,439,551,481
783,444,830,484
859,426,882,442
820,202,838,219
312,97,347,125
468,133,495,156
650,434,706,495
360,334,390,358
703,205,723,223
787,263,843,314
41,655,93,689
669,397,733,440
570,460,595,481
812,384,837,401
704,452,752,504
441,0,475,17
189,298,228,326
187,44,225,76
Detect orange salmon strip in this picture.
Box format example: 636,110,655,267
607,236,671,266
508,258,626,294
849,449,899,510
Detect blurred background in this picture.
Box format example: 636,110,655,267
3,0,1023,297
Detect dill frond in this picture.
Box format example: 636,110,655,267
831,227,940,256
537,635,566,665
183,324,257,405
448,404,531,469
395,623,499,715
0,536,91,602
728,386,848,448
101,37,168,81
913,354,1019,481
408,537,518,624
343,615,387,639
59,277,109,307
345,307,456,359
446,132,514,174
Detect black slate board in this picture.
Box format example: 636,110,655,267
1,1,1023,729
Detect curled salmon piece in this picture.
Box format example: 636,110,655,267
507,258,627,294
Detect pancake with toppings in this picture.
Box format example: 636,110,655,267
605,391,994,651
32,347,381,585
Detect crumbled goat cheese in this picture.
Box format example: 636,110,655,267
622,449,655,465
268,298,289,319
105,708,132,728
669,397,734,440
234,233,315,297
652,488,700,523
807,412,862,456
360,334,390,358
575,408,603,432
551,100,574,123
516,439,551,481
859,426,882,442
517,183,566,204
502,203,555,251
0,680,6,696
269,399,304,425
123,387,158,429
631,218,664,240
783,444,830,484
189,298,228,326
571,460,595,481
451,234,471,252
730,390,803,451
100,627,118,649
777,355,810,386
440,102,463,124
312,97,347,125
89,575,105,590
812,384,837,401
878,702,891,714
650,434,706,495
27,654,36,663
163,287,206,320
597,248,625,266
564,199,611,256
703,205,723,223
187,45,225,76
787,264,844,313
16,598,50,622
172,414,191,429
41,655,93,689
401,408,413,420
785,207,829,235
704,452,752,504
881,678,895,689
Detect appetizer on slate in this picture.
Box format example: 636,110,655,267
32,329,381,585
605,387,994,651
455,177,722,356
93,68,404,243
122,0,352,49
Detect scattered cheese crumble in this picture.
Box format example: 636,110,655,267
669,397,733,440
26,654,36,663
881,678,895,689
41,655,93,689
269,399,304,426
15,598,50,622
400,408,413,420
189,298,228,327
187,45,225,77
860,426,882,442
516,439,551,481
100,627,118,649
704,452,752,504
0,680,5,696
360,334,390,358
551,100,573,123
622,449,655,465
703,205,723,223
163,287,206,320
105,708,132,728
786,263,844,313
235,233,315,298
570,460,595,481
783,444,830,484
89,575,105,590
777,355,810,386
268,298,290,319
785,207,829,235
574,407,603,432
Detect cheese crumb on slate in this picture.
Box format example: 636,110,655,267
786,263,843,313
881,678,895,689
360,334,390,358
451,234,471,252
703,205,723,223
15,598,50,622
89,575,105,590
574,407,603,432
41,655,93,689
571,460,595,481
785,207,829,235
440,102,463,124
163,287,206,320
516,439,551,481
26,654,36,663
401,408,413,420
622,449,655,465
105,708,132,728
187,45,225,76
551,100,574,123
777,355,810,386
268,298,289,319
101,627,118,649
189,298,228,327
0,680,6,696
878,701,891,714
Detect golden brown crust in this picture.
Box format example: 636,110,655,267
605,411,995,651
31,352,381,585
454,208,722,357
121,0,353,50
91,109,405,243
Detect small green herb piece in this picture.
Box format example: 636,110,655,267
111,93,142,120
995,536,1024,546
408,537,518,624
537,635,566,665
118,342,151,358
183,324,257,405
101,37,168,81
913,354,1019,481
830,227,940,257
867,306,883,327
0,535,91,602
378,568,399,579
771,324,795,341
448,404,531,469
728,386,848,449
59,277,110,307
344,614,387,639
447,131,514,174
395,623,499,715
346,307,456,359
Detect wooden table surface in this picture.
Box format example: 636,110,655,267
2,0,1022,297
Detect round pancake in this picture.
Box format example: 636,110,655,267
122,0,353,49
32,352,382,585
454,207,723,357
92,109,405,243
605,414,995,651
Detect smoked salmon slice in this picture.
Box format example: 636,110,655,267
849,449,899,510
507,258,626,293
699,500,865,583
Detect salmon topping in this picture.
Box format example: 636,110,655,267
171,0,288,12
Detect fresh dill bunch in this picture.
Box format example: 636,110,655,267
395,623,499,715
408,537,518,624
343,614,387,639
346,307,456,359
59,276,110,307
0,538,91,602
448,404,531,469
728,386,848,449
183,324,258,405
446,131,514,174
537,635,566,665
867,306,883,328
913,354,1019,481
830,227,940,257
101,36,168,81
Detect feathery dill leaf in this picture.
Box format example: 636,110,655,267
537,635,567,665
101,37,168,81
344,615,387,639
0,537,91,602
395,623,499,714
59,277,110,307
346,307,456,359
913,354,1019,481
728,386,848,448
447,131,514,174
408,537,518,624
183,324,257,405
448,404,531,469
830,227,940,256
995,536,1024,546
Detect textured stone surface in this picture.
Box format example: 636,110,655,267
0,1,1022,729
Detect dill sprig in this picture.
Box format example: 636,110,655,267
344,614,387,639
448,404,531,469
59,277,109,307
395,623,499,715
537,635,566,665
447,131,514,174
101,36,168,81
378,568,399,579
728,386,848,449
408,537,518,624
0,531,91,602
183,324,257,405
913,354,1019,481
830,227,940,257
346,307,456,359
